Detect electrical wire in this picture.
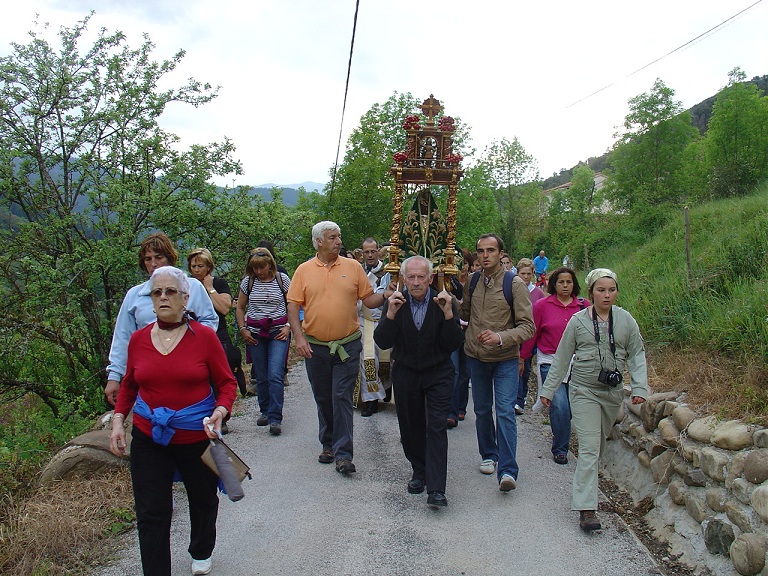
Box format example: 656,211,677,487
328,0,360,201
566,0,766,108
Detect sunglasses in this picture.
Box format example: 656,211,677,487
250,251,269,258
150,287,181,298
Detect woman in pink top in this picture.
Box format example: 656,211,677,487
520,267,588,464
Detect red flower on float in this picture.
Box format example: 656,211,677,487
445,153,463,164
393,151,409,163
438,116,456,131
402,114,421,130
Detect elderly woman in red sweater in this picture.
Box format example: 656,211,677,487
520,267,588,465
110,266,236,576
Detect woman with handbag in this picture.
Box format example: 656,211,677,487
235,249,291,436
109,266,236,576
188,247,247,402
539,268,647,532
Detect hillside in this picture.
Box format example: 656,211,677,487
541,74,768,190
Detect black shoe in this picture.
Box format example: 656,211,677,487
318,447,333,464
427,491,447,507
220,422,229,435
579,510,601,531
269,423,281,436
257,415,268,426
361,400,378,417
407,478,425,494
446,417,458,428
384,387,392,402
335,459,356,475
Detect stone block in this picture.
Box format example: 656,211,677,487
712,420,756,451
684,468,708,487
705,487,728,512
658,416,680,448
668,480,686,505
688,415,718,443
744,450,768,485
725,501,754,534
640,396,667,433
637,450,651,468
729,533,767,576
684,492,709,523
673,460,689,477
700,446,730,483
728,453,749,490
679,438,697,462
753,429,768,449
750,485,768,523
734,478,757,505
650,449,676,484
704,518,736,556
672,405,697,431
626,401,643,418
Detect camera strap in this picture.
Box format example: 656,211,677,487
592,307,617,368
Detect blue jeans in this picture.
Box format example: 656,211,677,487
516,356,532,408
248,336,289,424
467,356,519,481
449,346,470,420
539,363,572,457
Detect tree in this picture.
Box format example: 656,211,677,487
705,67,768,197
475,137,541,256
609,78,699,226
0,14,242,412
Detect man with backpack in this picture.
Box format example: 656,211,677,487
461,234,534,493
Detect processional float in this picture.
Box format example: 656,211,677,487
384,94,464,291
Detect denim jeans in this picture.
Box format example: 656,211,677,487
516,356,532,408
248,336,289,424
449,346,470,420
467,356,519,481
539,363,572,457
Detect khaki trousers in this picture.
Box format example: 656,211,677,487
569,383,624,510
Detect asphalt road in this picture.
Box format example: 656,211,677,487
94,362,661,576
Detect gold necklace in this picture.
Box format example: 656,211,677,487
155,326,185,355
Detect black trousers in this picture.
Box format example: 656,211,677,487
392,361,452,494
130,427,219,576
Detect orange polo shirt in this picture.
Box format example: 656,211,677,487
287,255,374,342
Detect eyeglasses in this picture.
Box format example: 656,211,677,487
150,287,181,298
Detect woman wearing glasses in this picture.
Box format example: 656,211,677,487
188,248,247,399
105,233,218,407
235,249,291,436
110,266,236,576
539,268,647,532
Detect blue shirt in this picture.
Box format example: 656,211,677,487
533,255,549,275
409,293,429,330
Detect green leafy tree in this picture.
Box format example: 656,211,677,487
0,15,242,412
705,67,768,197
475,137,541,255
609,78,699,226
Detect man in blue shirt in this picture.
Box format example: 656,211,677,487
533,250,549,282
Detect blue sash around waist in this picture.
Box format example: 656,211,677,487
134,391,215,446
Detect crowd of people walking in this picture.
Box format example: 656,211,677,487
105,225,647,576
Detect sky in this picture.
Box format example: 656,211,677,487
2,1,767,187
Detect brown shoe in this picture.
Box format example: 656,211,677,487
318,447,334,464
579,510,601,531
335,459,356,475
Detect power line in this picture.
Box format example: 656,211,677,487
565,0,766,109
328,0,360,201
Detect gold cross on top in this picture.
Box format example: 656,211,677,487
420,95,443,121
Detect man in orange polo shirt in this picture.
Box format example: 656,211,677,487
287,221,393,475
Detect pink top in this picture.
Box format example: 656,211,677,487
520,294,590,360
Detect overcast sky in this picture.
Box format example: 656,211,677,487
3,1,767,187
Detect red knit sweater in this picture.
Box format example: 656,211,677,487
115,321,237,444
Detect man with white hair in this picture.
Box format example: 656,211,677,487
287,221,394,475
374,256,462,508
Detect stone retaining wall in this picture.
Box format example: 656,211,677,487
603,390,768,576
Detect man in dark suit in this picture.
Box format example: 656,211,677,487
374,256,463,508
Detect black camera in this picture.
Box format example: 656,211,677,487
598,368,623,388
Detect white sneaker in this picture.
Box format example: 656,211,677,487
191,557,212,575
499,474,517,492
479,459,496,475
